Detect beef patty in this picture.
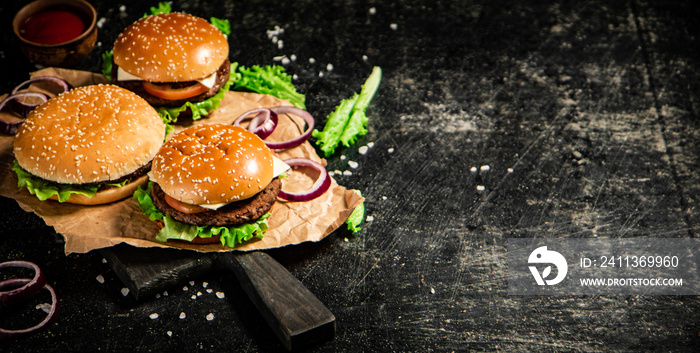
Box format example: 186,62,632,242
151,177,281,227
111,58,231,108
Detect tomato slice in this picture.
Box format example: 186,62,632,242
164,194,209,214
142,81,209,100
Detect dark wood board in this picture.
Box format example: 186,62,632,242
100,245,335,350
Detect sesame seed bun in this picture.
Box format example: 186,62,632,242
13,84,166,187
151,124,275,206
113,12,229,82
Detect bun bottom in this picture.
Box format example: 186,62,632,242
48,175,150,205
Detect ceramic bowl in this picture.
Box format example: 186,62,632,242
12,0,98,67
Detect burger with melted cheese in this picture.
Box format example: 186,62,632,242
134,124,290,247
12,84,166,205
110,12,232,123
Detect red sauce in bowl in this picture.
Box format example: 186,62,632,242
19,9,86,45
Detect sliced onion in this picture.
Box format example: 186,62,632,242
0,261,46,305
11,76,70,96
264,106,315,150
278,158,331,202
0,279,59,340
0,92,49,135
233,108,279,140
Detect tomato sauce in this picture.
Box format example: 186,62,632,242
20,9,86,45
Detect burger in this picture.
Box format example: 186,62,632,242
110,12,232,123
12,84,167,205
134,124,290,247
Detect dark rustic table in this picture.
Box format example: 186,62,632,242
1,0,698,352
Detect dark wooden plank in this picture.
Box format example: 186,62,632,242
100,244,217,300
222,251,336,351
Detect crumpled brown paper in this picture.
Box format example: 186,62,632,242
0,68,363,254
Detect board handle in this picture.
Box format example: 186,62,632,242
221,251,335,351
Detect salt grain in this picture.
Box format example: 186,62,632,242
343,170,353,176
149,313,159,319
480,165,490,172
470,166,477,173
369,7,377,15
366,215,375,222
507,168,514,173
121,288,129,296
179,312,186,319
348,161,359,169
476,185,486,191
358,146,369,155
96,275,105,284
216,292,225,299
167,331,173,337
206,313,215,321
388,148,395,153
390,23,398,30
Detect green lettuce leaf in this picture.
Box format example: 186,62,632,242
312,66,382,157
101,50,113,81
232,63,306,109
210,17,231,36
143,1,172,17
133,183,268,248
346,191,364,233
12,160,128,203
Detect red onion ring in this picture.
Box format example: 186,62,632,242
278,158,331,202
0,279,59,340
233,108,279,140
265,106,315,150
0,261,46,305
11,76,70,96
0,92,49,135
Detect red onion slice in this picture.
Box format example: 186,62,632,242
233,108,279,140
0,92,49,135
0,279,59,340
0,261,46,305
278,158,331,202
11,76,70,96
265,106,315,150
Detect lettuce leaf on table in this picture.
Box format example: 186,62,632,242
312,66,381,157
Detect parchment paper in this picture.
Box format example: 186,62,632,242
0,68,364,254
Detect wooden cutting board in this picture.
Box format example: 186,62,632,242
100,244,335,351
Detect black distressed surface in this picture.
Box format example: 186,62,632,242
0,0,698,351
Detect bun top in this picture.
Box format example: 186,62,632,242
113,12,229,82
151,124,275,205
13,85,166,184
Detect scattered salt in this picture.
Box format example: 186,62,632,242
309,57,316,64
390,23,398,30
96,275,105,284
121,288,129,296
216,292,225,299
182,286,189,291
343,170,353,176
206,289,213,293
382,196,387,200
281,57,290,65
167,331,173,337
149,313,159,319
179,312,186,319
369,7,377,15
362,55,369,62
119,5,126,12
191,295,197,300
97,18,107,29
206,313,215,321
348,161,359,169
358,146,369,155
102,258,108,264
507,168,514,173
367,142,375,148
430,288,436,294
476,185,486,191
340,155,347,160
470,166,477,173
326,63,334,71
388,148,395,153
480,165,490,172
202,282,208,288
189,281,195,286
366,215,375,222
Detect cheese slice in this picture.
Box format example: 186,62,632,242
198,156,291,211
117,67,218,89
